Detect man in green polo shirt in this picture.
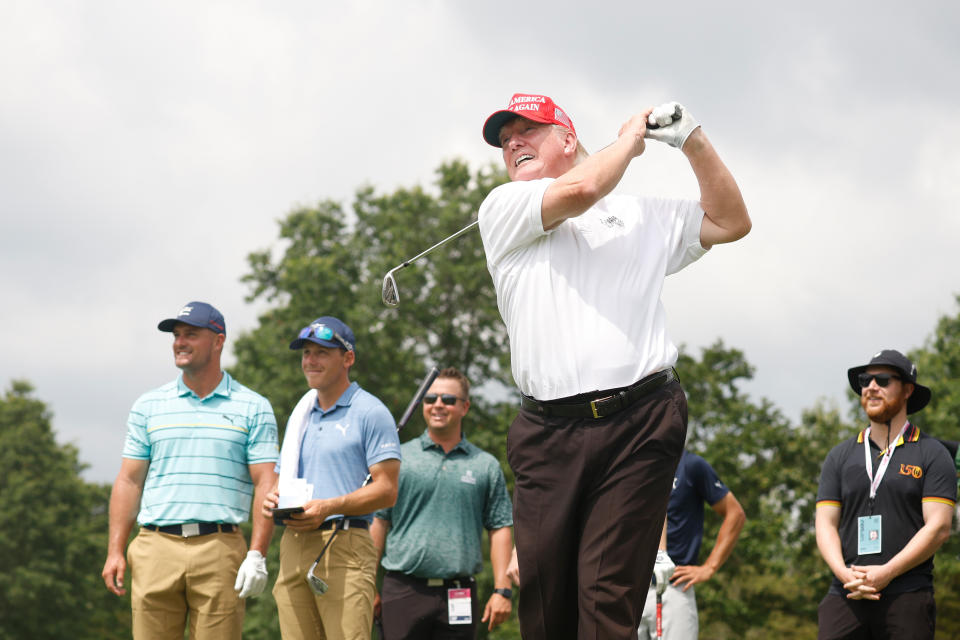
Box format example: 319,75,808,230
371,367,514,639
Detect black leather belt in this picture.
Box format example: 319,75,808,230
143,522,238,537
520,369,677,419
318,518,369,531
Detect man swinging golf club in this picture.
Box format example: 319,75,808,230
477,93,750,640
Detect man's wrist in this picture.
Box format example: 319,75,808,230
493,587,512,599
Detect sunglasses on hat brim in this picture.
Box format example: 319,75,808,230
298,324,353,351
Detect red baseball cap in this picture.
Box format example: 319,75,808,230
482,93,577,147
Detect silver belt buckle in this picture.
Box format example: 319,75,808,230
426,578,444,587
181,523,201,537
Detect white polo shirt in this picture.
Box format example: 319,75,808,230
478,178,706,401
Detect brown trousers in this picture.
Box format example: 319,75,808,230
507,380,687,640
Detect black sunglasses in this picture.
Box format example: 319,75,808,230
423,393,464,406
858,373,901,388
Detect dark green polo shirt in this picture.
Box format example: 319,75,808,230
375,431,513,578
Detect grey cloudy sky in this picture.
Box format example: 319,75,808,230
2,1,958,484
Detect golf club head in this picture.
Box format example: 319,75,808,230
382,272,400,307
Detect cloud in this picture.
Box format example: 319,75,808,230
1,1,958,482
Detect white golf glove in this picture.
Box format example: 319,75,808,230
652,549,675,596
645,102,700,150
234,550,268,599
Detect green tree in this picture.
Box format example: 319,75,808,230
909,294,960,640
232,160,511,434
0,381,129,639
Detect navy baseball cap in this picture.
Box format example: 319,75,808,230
847,349,931,414
289,316,355,352
158,301,226,335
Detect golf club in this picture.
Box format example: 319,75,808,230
646,104,683,130
381,221,479,307
361,365,441,486
656,587,663,639
379,107,681,308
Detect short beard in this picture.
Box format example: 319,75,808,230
862,393,906,424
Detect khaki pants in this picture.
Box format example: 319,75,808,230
273,526,377,640
128,528,246,640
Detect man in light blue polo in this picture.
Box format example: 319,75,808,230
264,315,402,640
102,301,279,639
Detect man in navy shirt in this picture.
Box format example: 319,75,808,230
638,450,745,639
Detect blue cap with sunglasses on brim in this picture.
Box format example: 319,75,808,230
847,349,931,414
289,316,355,352
158,301,226,335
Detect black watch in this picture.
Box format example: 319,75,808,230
493,587,513,599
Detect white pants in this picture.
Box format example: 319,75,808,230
637,583,698,640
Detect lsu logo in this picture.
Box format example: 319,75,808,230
899,464,923,479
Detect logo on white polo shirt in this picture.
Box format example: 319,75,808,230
335,422,351,436
600,215,624,228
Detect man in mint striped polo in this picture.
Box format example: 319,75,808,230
101,301,279,639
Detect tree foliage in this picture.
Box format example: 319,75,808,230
0,381,128,639
232,160,511,436
909,294,960,639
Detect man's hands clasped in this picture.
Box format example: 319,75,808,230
842,564,894,600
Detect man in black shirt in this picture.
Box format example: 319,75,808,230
815,349,955,639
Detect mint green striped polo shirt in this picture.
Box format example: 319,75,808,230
376,431,513,578
122,372,279,526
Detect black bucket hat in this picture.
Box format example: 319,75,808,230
847,349,931,414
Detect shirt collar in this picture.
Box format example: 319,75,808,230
856,421,920,450
419,429,469,453
310,381,360,416
177,371,231,400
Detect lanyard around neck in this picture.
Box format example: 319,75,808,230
863,423,909,500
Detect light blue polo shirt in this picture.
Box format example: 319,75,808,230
278,382,401,524
122,372,279,526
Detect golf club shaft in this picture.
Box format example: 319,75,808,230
398,220,479,269
397,366,441,429
361,366,441,487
